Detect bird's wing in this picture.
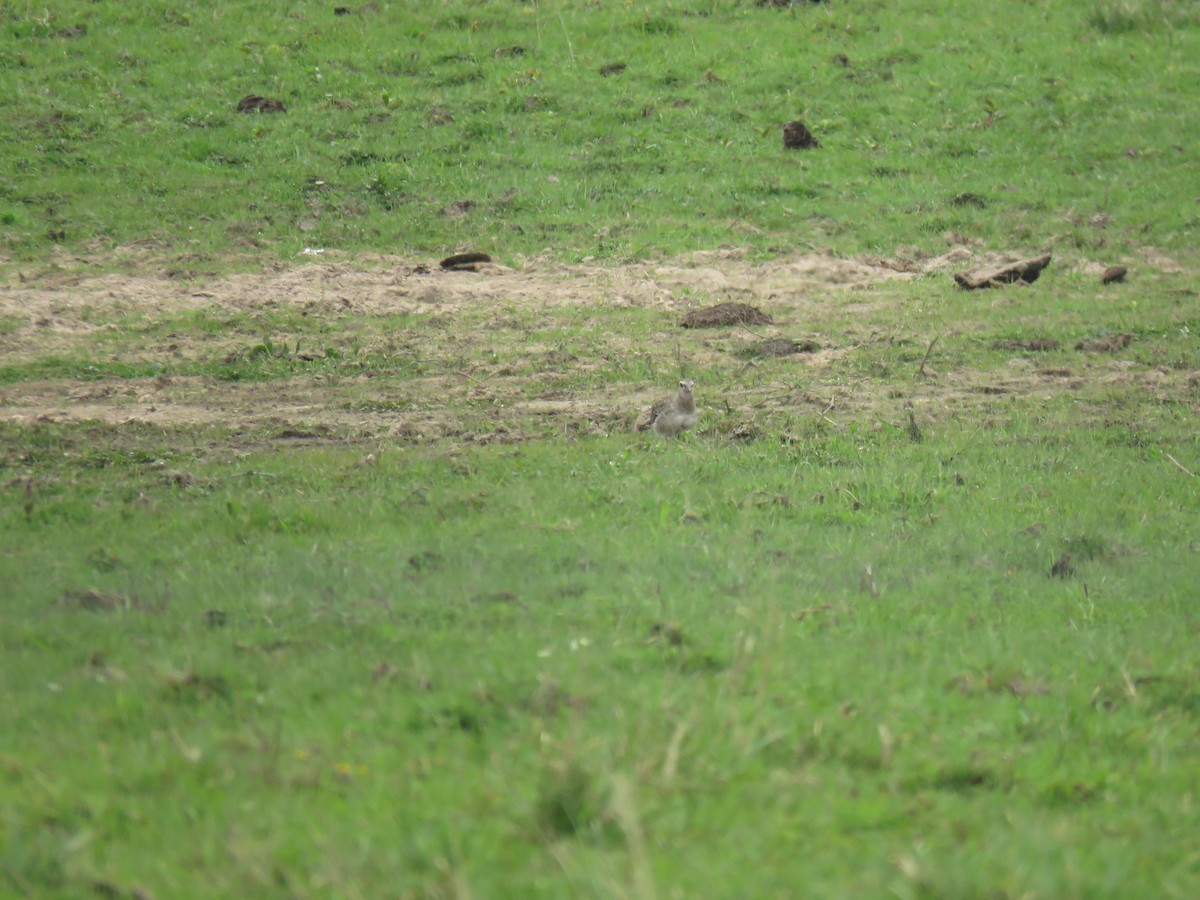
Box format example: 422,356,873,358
636,396,671,431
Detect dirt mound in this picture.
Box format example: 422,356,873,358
681,303,773,328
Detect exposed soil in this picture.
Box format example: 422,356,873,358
752,338,820,358
681,302,773,328
1076,333,1133,353
1,247,1196,449
235,95,286,114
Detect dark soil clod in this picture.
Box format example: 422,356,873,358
236,95,286,114
440,251,492,271
954,254,1052,289
783,120,820,150
682,303,774,328
950,192,988,209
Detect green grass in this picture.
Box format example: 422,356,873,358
2,0,1198,270
3,1,1200,897
3,412,1199,898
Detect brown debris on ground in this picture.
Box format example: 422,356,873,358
752,338,820,357
53,589,143,612
992,339,1061,352
440,200,475,219
1050,553,1075,579
236,95,286,114
954,254,1052,289
1076,333,1133,353
681,302,773,328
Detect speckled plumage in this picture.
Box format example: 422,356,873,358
637,379,698,437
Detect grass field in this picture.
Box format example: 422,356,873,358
3,0,1198,268
2,1,1200,898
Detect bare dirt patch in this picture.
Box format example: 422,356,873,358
681,302,773,328
2,248,1195,446
0,246,961,325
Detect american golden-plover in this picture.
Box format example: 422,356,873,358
637,379,698,438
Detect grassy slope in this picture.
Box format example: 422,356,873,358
3,403,1199,897
1,0,1198,268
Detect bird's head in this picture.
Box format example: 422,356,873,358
678,379,695,397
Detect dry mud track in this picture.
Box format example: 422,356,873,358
1,248,1194,448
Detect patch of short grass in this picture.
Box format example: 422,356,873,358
2,406,1199,897
1,0,1198,270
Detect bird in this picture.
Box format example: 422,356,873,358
637,379,698,438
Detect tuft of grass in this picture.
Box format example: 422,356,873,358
1090,0,1200,33
534,762,606,839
